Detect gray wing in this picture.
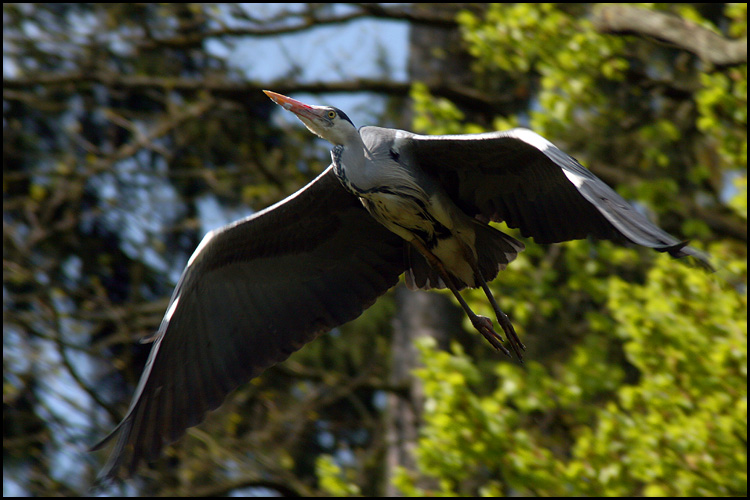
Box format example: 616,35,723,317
388,127,711,268
91,166,405,481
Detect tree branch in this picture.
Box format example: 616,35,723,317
593,5,747,66
191,477,306,497
136,4,458,50
3,74,515,115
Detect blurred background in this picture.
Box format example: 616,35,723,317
3,3,746,496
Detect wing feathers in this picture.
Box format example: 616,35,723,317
93,167,404,482
404,128,710,268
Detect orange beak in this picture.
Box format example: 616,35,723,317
263,90,328,122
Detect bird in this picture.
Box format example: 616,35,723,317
90,90,712,482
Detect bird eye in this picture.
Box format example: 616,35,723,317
327,110,336,119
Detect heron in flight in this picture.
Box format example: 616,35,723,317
91,90,711,482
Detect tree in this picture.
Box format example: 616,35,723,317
3,3,746,497
4,4,416,496
388,4,747,496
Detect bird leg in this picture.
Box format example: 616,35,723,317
473,270,526,360
408,238,514,359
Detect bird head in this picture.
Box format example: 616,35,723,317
264,90,356,146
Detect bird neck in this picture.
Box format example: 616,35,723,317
331,135,367,196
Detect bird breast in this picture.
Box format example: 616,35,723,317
333,140,465,250
360,189,437,241
359,189,478,288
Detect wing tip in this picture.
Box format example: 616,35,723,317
90,452,127,492
89,415,139,488
663,241,715,272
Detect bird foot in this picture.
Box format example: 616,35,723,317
472,314,525,362
471,315,512,358
495,311,525,362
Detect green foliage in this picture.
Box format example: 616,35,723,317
594,255,747,496
458,4,628,137
695,67,748,196
395,255,746,496
411,82,488,135
397,3,747,498
457,3,748,218
727,174,747,220
317,455,362,497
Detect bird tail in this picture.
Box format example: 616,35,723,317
472,221,525,285
404,243,447,290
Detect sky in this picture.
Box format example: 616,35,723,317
214,3,410,126
196,6,411,242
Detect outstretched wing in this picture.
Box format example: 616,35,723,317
91,166,405,481
390,127,711,268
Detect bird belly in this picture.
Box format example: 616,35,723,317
361,191,444,243
360,191,477,287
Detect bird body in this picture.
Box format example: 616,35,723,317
332,125,525,290
91,90,712,483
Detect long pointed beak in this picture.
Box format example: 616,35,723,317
263,90,327,122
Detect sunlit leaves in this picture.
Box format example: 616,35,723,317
402,3,747,497
316,455,362,497
458,4,627,137
399,257,746,496
410,82,486,135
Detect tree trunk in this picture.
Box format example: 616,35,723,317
385,287,457,496
384,5,472,495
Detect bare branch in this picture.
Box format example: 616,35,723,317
191,478,305,497
593,5,747,66
3,73,514,116
135,4,458,50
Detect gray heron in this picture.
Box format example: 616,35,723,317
91,90,712,482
